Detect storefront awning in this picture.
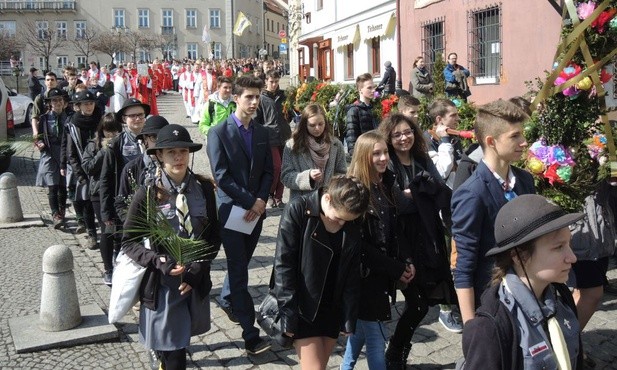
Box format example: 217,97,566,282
359,12,395,40
332,24,359,49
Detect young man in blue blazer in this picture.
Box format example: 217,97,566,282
451,99,536,324
207,76,274,355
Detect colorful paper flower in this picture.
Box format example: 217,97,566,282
527,157,545,174
576,76,593,90
544,163,563,185
577,1,597,20
601,69,613,84
556,166,573,182
592,8,617,33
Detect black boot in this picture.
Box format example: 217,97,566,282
386,343,412,370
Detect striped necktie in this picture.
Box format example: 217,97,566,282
176,192,193,238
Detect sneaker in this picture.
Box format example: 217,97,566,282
75,223,86,234
86,235,98,250
102,270,113,286
439,310,463,333
245,337,271,355
220,305,240,324
52,213,64,229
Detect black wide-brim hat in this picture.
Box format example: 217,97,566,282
72,90,97,104
136,115,169,140
146,124,202,154
116,98,151,120
486,194,584,257
44,88,65,101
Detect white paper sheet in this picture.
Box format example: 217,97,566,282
223,205,259,235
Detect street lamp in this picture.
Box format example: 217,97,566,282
111,26,129,64
12,66,22,93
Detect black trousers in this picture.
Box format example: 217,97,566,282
389,283,429,349
47,185,67,216
159,349,186,370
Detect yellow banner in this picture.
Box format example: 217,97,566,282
233,12,252,37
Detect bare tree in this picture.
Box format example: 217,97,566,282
92,30,127,64
124,30,160,62
71,27,100,65
17,19,67,72
155,33,176,61
0,33,23,61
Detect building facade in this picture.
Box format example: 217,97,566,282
400,0,562,103
0,0,285,73
296,0,397,85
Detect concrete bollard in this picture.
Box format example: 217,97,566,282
39,245,82,331
0,172,24,223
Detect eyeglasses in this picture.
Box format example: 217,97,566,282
391,130,414,141
124,113,146,120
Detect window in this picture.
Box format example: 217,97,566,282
209,9,221,29
115,52,126,63
36,21,48,40
138,50,151,63
345,44,354,80
56,21,67,40
421,19,445,73
76,55,86,67
0,21,17,37
114,9,125,28
138,9,150,29
38,57,45,69
469,6,501,84
75,21,86,39
56,56,68,69
187,43,198,60
213,42,222,59
370,38,380,76
239,44,248,58
186,9,197,29
277,22,280,33
316,0,323,11
162,10,173,27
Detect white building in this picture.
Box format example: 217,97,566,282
297,0,397,85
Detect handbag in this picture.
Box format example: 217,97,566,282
108,251,147,323
257,291,293,348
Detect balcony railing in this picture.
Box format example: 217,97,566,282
0,1,76,11
161,26,175,35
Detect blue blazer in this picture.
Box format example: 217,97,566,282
206,115,274,222
451,161,535,301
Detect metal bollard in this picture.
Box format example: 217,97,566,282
39,245,82,331
0,172,24,223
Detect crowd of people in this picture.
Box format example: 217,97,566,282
28,50,617,370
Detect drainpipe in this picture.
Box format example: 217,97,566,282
395,0,402,90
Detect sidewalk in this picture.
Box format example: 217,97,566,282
1,93,616,369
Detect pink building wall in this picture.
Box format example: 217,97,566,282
400,0,563,104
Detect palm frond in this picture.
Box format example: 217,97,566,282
124,188,218,265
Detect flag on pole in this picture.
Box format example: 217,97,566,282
233,12,252,36
202,24,211,43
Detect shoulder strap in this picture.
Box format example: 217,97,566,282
208,101,215,122
67,123,84,162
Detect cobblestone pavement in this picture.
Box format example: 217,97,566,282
2,90,617,369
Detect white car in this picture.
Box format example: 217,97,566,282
7,89,33,127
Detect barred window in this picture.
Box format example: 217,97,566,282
468,5,502,84
421,19,445,74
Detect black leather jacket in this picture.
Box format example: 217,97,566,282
273,190,363,335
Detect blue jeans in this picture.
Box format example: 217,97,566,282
341,319,387,370
219,218,264,343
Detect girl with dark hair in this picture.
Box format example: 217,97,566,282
378,113,455,369
274,175,370,369
82,112,122,285
281,103,347,201
122,124,220,370
342,130,414,370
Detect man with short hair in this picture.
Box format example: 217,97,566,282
259,70,290,208
28,67,42,101
206,76,273,356
444,53,471,101
32,72,58,138
424,99,463,188
345,73,378,155
198,76,235,136
451,99,535,324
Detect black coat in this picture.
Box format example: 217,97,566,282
274,190,363,335
357,170,407,321
121,176,221,310
99,133,129,223
345,101,377,155
81,139,106,200
380,66,396,94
